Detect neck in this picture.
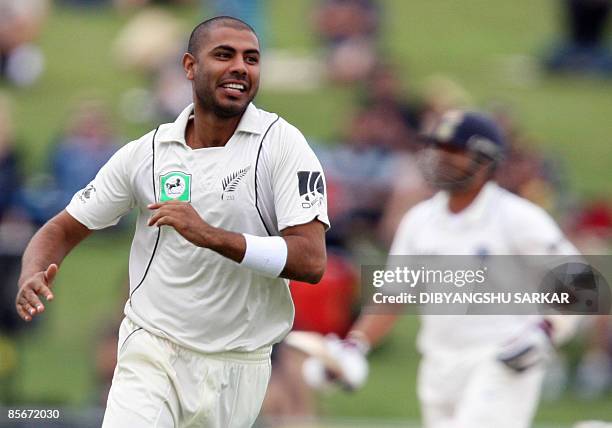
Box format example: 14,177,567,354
186,103,243,149
447,181,488,213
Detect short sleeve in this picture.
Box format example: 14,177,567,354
270,123,330,231
66,142,136,230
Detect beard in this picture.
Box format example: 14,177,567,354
418,149,483,191
194,74,256,119
429,169,477,191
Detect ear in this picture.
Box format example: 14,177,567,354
183,53,196,81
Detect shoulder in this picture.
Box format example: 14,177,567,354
493,184,571,253
495,185,555,225
106,129,158,172
253,105,282,130
255,111,318,167
127,129,157,155
409,194,440,219
396,195,439,233
257,109,308,148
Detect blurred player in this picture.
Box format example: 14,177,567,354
309,110,582,428
15,16,329,428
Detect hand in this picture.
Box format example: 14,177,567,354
148,201,210,247
15,264,57,322
302,335,369,391
497,321,553,372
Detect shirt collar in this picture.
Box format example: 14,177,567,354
235,103,262,135
437,181,498,224
156,102,262,145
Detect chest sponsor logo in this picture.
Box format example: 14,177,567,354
160,171,191,202
298,171,325,208
221,166,251,200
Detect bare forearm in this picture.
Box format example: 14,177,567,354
20,224,68,284
202,224,326,283
202,225,247,263
147,202,326,283
281,233,326,283
19,212,91,285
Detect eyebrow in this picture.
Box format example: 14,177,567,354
213,45,260,55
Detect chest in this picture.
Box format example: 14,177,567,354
135,139,264,229
409,213,511,256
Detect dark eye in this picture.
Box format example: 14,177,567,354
216,52,231,59
245,56,259,65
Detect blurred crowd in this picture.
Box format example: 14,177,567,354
1,0,612,423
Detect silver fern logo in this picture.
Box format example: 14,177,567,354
221,166,251,200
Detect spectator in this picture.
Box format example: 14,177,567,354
112,8,183,74
316,110,397,244
205,0,267,46
377,150,431,247
0,96,21,222
355,65,421,153
348,64,429,244
491,104,568,213
419,74,473,135
0,93,33,403
0,0,49,87
60,0,107,6
112,0,194,12
0,91,33,256
53,101,119,196
360,63,423,135
152,62,193,121
313,0,381,83
113,8,192,122
545,0,612,75
22,99,120,224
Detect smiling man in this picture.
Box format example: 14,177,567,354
15,16,328,428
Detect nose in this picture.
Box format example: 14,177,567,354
229,56,248,77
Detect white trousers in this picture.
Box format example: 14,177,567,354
418,348,545,428
102,318,272,428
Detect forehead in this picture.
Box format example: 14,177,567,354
202,25,259,52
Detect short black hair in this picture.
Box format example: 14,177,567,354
187,16,258,56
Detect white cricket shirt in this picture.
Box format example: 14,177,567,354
389,182,577,355
67,103,329,353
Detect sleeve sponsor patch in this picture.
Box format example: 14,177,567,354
297,171,325,209
78,183,96,203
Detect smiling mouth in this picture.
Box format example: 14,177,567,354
220,82,247,93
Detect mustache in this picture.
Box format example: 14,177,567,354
219,73,250,84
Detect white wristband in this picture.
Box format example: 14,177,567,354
241,234,288,277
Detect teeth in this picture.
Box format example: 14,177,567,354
223,83,245,91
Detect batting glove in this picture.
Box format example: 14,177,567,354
302,334,369,391
497,320,554,373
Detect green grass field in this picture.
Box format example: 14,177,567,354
4,1,612,426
